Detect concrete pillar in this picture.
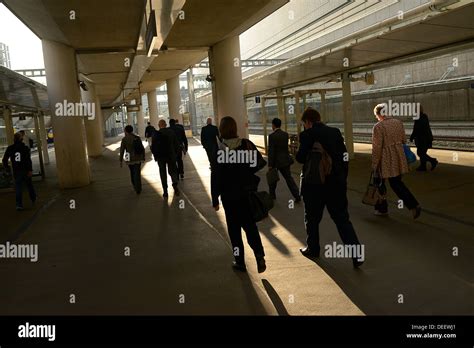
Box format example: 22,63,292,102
81,82,103,157
209,35,248,138
167,75,182,124
136,97,145,139
276,88,286,132
42,40,90,188
342,72,354,158
38,113,50,164
320,91,326,123
3,106,14,145
187,68,198,134
33,113,45,178
147,90,159,128
95,96,104,145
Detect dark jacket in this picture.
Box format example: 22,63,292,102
151,127,180,160
120,133,145,164
170,124,188,152
200,124,219,151
211,138,265,206
2,141,33,174
410,113,433,149
145,125,155,138
268,128,293,168
296,123,349,181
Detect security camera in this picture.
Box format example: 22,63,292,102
206,74,214,83
79,81,88,91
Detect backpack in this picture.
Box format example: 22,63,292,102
132,135,145,156
303,141,332,185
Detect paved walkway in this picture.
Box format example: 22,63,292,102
0,136,472,315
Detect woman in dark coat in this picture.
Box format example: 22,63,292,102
211,116,267,273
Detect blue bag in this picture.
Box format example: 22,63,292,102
403,144,417,164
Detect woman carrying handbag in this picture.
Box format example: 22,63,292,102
371,104,421,219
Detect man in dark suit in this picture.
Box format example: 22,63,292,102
169,118,188,180
296,108,363,268
410,106,438,171
2,132,37,210
151,120,180,198
268,118,300,202
200,117,220,166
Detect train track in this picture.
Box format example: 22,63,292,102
248,126,474,151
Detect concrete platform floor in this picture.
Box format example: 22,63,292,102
0,136,472,315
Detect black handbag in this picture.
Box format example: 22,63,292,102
248,191,274,222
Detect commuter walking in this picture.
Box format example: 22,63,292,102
145,122,155,147
19,130,32,149
2,132,37,210
201,117,220,166
410,106,438,171
296,108,363,268
120,125,145,194
211,116,267,273
151,119,180,198
372,104,421,218
169,118,188,180
267,118,300,202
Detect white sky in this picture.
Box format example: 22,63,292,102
0,3,46,84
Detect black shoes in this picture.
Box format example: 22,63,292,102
173,184,180,196
431,159,438,171
163,190,169,198
256,257,266,273
232,261,247,272
299,246,320,258
411,205,421,219
353,258,364,268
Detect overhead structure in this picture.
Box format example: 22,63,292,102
2,0,288,188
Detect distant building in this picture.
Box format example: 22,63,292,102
0,42,11,69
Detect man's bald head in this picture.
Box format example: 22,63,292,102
207,117,213,125
158,119,167,129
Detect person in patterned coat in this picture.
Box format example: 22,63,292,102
371,104,421,219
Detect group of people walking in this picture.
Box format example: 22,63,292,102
2,104,437,276
119,118,187,198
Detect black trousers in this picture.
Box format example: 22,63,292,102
417,146,436,169
14,171,37,208
127,164,142,193
302,176,360,253
269,165,300,199
374,175,419,212
176,149,184,175
222,196,265,265
157,158,178,191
